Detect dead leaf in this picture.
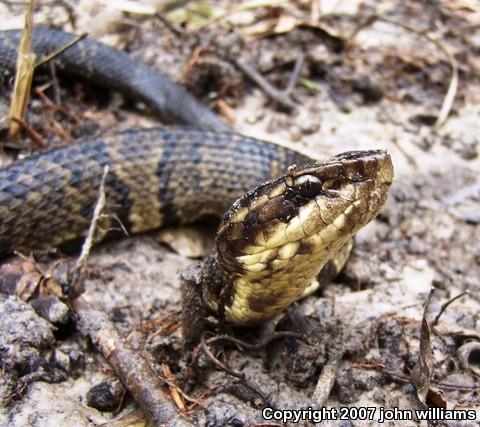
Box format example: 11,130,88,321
410,316,433,404
161,363,186,412
0,257,42,300
410,288,439,409
116,0,156,15
272,14,298,34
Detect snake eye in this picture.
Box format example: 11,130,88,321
292,175,322,197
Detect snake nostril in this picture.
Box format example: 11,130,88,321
322,178,343,193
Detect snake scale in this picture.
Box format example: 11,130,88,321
0,28,393,342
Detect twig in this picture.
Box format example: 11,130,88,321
70,165,108,293
390,137,418,168
204,331,305,351
72,296,183,426
198,333,270,405
154,12,183,37
188,330,304,380
285,53,305,95
9,116,48,148
432,291,469,327
232,58,296,110
34,85,80,123
345,15,377,43
181,45,212,83
48,60,62,105
200,334,244,380
35,33,88,68
55,0,77,28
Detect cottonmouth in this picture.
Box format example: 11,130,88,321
0,28,394,332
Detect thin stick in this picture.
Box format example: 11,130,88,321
199,334,271,405
233,58,296,110
410,287,435,406
35,33,88,68
34,85,79,122
432,291,469,327
9,116,48,148
70,165,109,292
391,137,418,168
154,13,183,37
205,331,305,351
285,53,305,95
200,334,245,380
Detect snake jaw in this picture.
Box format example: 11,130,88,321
215,150,394,325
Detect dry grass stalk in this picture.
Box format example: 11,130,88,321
9,0,36,139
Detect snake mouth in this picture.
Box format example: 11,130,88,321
215,150,394,324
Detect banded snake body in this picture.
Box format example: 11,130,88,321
0,28,394,340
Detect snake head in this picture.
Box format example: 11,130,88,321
213,150,394,325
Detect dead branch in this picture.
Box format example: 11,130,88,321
72,295,183,426
232,58,297,110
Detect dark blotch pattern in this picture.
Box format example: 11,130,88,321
0,128,310,257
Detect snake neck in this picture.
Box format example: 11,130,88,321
200,247,322,326
200,252,229,319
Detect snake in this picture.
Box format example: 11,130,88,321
0,28,229,132
0,28,394,335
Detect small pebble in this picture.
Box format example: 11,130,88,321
87,379,126,412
